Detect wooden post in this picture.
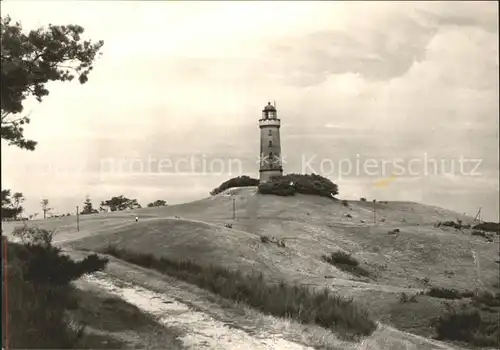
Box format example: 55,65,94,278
76,206,80,232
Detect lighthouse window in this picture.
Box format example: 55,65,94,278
268,129,272,136
269,140,272,147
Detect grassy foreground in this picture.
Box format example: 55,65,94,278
103,245,377,339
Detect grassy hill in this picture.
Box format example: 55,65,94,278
3,186,499,347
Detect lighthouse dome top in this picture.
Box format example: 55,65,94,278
263,102,276,112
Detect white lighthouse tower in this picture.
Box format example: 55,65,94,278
259,102,283,183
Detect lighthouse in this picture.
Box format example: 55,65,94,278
259,102,283,183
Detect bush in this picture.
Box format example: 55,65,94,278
258,173,338,199
322,251,370,278
426,287,463,300
258,180,296,196
12,244,108,286
360,197,366,201
473,222,500,234
434,307,499,347
12,225,55,247
103,245,377,339
2,231,109,348
260,235,270,243
210,175,259,196
471,230,494,242
436,220,463,230
323,251,358,266
472,291,500,308
341,200,349,207
4,262,84,348
460,290,475,298
472,230,487,238
399,292,418,303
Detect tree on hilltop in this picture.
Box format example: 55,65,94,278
147,199,167,207
1,16,104,150
100,195,141,212
80,196,98,215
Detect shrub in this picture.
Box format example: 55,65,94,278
472,291,500,308
472,222,500,234
12,225,55,247
460,290,475,298
257,179,296,196
3,232,109,348
5,262,85,348
258,173,338,199
472,230,487,237
437,220,463,230
322,251,370,278
260,235,270,243
210,175,259,196
426,287,463,300
341,200,349,207
103,246,377,339
434,307,499,347
399,292,418,303
12,244,108,286
472,230,494,242
360,197,366,201
324,251,358,266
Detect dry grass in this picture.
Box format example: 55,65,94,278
103,245,377,340
3,187,498,347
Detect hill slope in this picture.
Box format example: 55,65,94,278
3,187,498,346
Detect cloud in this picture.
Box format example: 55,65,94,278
264,18,436,85
416,1,498,33
1,1,498,221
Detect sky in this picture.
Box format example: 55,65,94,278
1,1,499,221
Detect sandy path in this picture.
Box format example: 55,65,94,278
84,271,313,350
